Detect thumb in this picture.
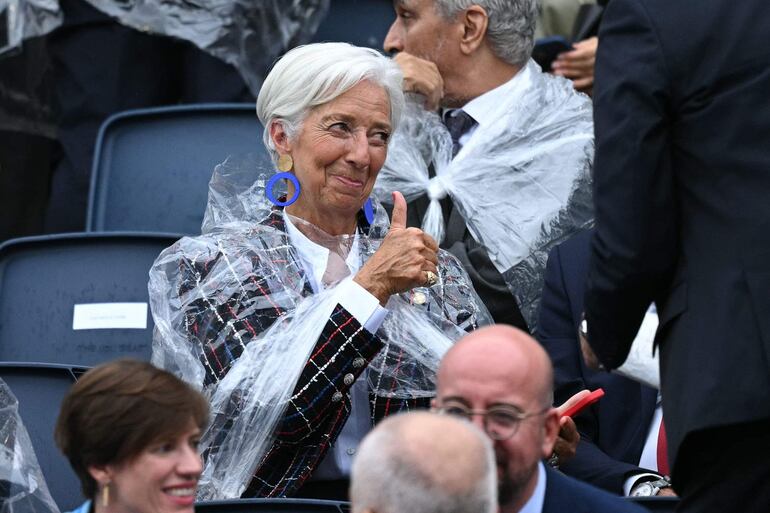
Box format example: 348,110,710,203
390,191,408,229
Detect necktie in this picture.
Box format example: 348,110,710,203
443,110,477,158
656,418,670,476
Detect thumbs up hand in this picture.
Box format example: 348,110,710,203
354,192,439,305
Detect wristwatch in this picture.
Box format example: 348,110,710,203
630,478,672,497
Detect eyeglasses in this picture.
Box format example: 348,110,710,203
435,403,551,440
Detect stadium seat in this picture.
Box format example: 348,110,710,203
0,232,177,366
196,499,350,513
311,0,394,49
87,103,269,235
0,363,87,510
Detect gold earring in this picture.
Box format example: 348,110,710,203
277,154,293,172
102,482,110,507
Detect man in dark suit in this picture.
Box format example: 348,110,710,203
435,324,645,513
581,0,770,511
539,230,673,496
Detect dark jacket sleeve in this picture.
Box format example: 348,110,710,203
539,242,651,494
584,0,678,369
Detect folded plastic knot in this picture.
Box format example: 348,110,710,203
427,176,449,201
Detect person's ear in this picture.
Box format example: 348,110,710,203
540,408,560,458
269,120,293,155
87,464,113,486
459,5,488,55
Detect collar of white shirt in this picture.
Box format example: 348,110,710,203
518,461,547,513
443,67,524,149
282,211,361,293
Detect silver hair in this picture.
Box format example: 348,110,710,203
256,42,404,164
434,0,538,66
350,413,497,513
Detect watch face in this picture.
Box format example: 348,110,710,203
631,483,654,497
580,319,588,337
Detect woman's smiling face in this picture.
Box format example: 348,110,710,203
275,80,392,231
97,421,202,513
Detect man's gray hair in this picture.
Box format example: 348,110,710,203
434,0,538,66
256,42,404,164
350,412,497,513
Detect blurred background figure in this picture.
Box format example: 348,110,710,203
0,37,58,243
43,0,254,233
534,0,608,95
55,359,209,513
350,411,497,513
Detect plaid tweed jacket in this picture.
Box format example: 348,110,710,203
180,208,429,497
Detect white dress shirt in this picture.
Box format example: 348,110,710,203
444,69,524,152
519,462,548,513
622,398,665,495
283,212,388,478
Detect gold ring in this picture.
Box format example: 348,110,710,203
425,270,438,287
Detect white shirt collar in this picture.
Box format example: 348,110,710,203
282,211,360,293
457,68,524,132
518,462,547,513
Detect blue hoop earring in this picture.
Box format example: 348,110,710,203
363,198,375,224
266,172,301,207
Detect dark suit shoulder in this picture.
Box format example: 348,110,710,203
543,467,647,513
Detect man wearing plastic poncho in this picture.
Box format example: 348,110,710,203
379,0,595,330
149,43,493,500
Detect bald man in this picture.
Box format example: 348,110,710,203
434,325,646,513
350,411,497,513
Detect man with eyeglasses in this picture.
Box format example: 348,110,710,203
434,325,645,513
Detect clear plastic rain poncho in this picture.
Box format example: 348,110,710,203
0,0,62,55
373,61,595,328
1,0,327,93
76,0,329,94
0,380,60,513
149,155,492,498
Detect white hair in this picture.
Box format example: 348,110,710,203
350,413,497,513
256,42,404,163
434,0,538,66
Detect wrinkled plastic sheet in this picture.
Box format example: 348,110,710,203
150,158,491,497
374,60,595,327
0,380,60,513
0,0,62,56
79,0,329,95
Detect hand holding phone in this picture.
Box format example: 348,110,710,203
560,388,605,418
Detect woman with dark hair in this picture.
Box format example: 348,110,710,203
55,359,209,513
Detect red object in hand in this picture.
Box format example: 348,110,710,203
561,388,605,418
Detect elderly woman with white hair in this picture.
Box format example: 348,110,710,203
149,42,492,500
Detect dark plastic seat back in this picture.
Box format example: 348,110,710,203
0,233,177,366
312,0,394,49
196,499,350,513
0,364,87,511
87,104,268,235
